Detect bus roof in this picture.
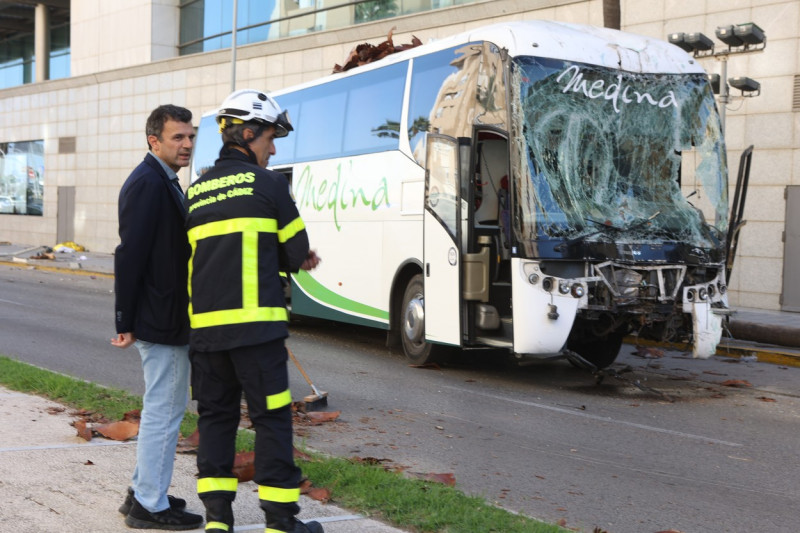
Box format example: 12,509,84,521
263,20,704,99
196,20,705,120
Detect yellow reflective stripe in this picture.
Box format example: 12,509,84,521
277,216,305,243
266,389,292,410
258,484,300,504
190,306,288,329
188,217,278,242
242,229,259,309
197,477,238,494
188,217,289,329
206,522,230,531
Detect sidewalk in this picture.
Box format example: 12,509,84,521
1,241,796,359
0,385,407,533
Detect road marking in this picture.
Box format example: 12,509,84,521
442,385,743,447
0,440,135,453
0,297,28,307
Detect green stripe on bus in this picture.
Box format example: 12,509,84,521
292,270,389,321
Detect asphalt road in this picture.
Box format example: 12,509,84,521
1,264,799,533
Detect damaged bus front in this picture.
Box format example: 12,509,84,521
506,38,729,368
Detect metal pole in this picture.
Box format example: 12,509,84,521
231,0,238,92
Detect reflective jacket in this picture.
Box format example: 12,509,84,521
185,147,309,352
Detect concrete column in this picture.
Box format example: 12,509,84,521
35,3,50,82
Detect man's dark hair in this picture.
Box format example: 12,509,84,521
221,121,266,147
145,105,193,150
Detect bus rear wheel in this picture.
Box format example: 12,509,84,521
566,319,625,369
400,274,448,365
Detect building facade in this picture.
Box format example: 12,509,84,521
0,0,798,312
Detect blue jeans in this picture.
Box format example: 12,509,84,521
132,340,190,513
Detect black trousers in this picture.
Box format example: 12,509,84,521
190,338,301,515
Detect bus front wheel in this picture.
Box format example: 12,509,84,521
400,274,447,364
566,319,625,369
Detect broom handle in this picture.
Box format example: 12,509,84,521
287,347,320,393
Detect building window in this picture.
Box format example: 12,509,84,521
0,23,70,89
0,140,45,216
179,0,480,56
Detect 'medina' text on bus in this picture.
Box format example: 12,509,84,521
191,21,731,369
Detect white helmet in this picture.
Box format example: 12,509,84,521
216,89,293,138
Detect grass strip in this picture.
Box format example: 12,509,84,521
0,355,564,533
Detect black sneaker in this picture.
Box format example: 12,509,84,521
124,496,203,530
119,487,187,516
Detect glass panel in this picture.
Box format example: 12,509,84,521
191,115,221,181
0,34,33,89
342,66,406,153
409,42,506,165
0,140,45,216
510,56,727,255
426,135,459,237
180,0,483,54
271,61,405,165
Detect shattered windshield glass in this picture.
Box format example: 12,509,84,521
510,56,728,257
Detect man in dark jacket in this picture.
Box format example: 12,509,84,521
112,104,203,530
185,89,321,533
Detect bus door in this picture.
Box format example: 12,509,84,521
423,134,462,346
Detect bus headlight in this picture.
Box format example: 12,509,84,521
571,284,585,298
558,281,570,294
698,287,708,300
687,289,696,301
542,277,554,292
528,273,539,285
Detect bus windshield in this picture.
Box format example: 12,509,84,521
510,56,728,258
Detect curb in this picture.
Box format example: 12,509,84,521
624,335,800,368
0,259,114,278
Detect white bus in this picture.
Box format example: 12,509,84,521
191,20,731,369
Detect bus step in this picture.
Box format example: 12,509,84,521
475,336,513,348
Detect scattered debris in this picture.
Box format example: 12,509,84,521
30,250,55,260
406,471,456,487
232,451,255,482
53,241,86,253
409,362,441,370
632,346,664,359
72,408,140,442
332,27,422,73
94,420,139,441
719,379,752,388
757,396,776,402
177,428,200,453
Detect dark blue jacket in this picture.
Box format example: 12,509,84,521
185,147,310,352
114,152,191,345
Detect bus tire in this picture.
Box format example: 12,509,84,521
566,320,625,369
400,274,447,365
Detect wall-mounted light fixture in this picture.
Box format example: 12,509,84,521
729,76,761,97
668,32,714,56
667,22,766,129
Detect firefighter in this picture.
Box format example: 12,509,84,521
185,89,322,533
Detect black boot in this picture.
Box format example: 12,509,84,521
266,516,324,533
202,497,234,532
